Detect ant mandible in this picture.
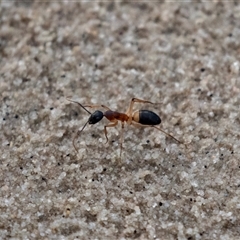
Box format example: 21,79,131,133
67,97,182,158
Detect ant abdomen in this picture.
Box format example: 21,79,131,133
133,110,161,125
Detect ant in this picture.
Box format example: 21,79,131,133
67,97,182,158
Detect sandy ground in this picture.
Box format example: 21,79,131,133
1,1,240,239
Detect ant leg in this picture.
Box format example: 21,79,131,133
120,122,124,159
152,126,182,144
153,126,192,160
125,98,155,123
131,122,181,143
132,122,191,159
104,120,118,144
153,127,191,158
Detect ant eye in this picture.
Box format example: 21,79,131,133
88,110,104,124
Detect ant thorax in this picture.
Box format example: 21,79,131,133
104,110,128,122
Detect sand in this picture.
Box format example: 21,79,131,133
1,1,240,239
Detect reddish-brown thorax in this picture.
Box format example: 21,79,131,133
104,110,129,122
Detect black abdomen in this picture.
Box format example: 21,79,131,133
139,110,161,125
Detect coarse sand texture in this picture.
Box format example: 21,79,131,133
1,2,240,239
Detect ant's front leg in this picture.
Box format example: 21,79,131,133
119,122,125,159
104,120,118,143
104,121,124,161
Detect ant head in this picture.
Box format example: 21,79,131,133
88,110,104,125
67,98,104,134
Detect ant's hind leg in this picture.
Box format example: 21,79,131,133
153,125,192,160
131,122,182,144
152,126,182,144
132,122,191,160
104,120,118,144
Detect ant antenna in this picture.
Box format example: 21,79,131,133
73,120,89,152
66,97,92,115
67,97,91,152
